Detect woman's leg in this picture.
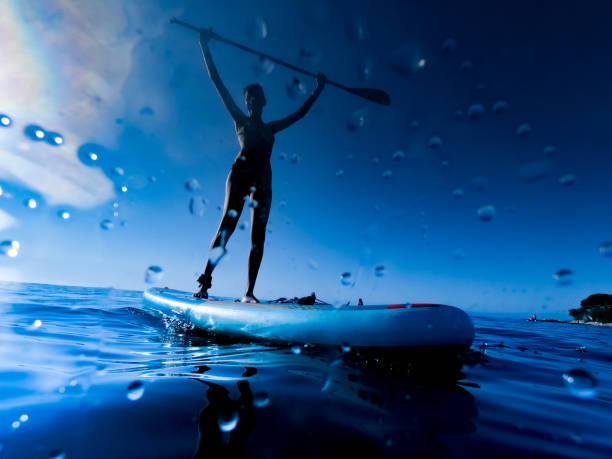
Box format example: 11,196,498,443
244,183,271,301
195,169,248,297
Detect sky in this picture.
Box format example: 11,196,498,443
0,0,611,318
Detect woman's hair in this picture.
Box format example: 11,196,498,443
243,83,266,106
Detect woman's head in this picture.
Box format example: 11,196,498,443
244,83,266,114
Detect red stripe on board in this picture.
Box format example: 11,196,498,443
410,303,440,308
387,304,407,309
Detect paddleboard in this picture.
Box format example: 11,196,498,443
143,288,474,349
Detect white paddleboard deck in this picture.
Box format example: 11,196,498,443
143,288,474,348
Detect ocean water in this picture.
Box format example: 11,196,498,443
0,282,610,458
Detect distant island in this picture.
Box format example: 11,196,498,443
569,293,612,324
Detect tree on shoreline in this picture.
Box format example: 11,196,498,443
569,293,612,323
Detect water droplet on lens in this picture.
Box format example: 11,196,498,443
24,198,38,209
100,219,113,230
126,381,144,401
291,345,302,354
279,152,287,160
516,123,532,136
599,241,612,257
428,136,443,149
492,100,508,114
553,269,573,285
543,145,557,156
562,369,597,398
454,109,464,119
374,266,385,277
469,176,488,191
452,188,464,199
218,408,239,432
347,108,368,131
286,77,307,99
360,57,373,80
559,174,576,186
24,124,47,140
110,167,124,177
228,209,238,218
382,170,392,179
0,240,20,258
477,205,496,222
185,178,201,192
209,246,227,266
145,265,164,284
189,197,207,216
441,38,457,53
238,222,247,231
410,120,420,129
336,170,344,178
249,186,256,193
519,161,553,183
389,43,424,76
290,154,300,164
139,106,154,116
459,60,473,71
340,272,353,286
297,48,322,67
252,55,275,75
370,156,380,165
246,16,268,40
253,392,270,408
249,199,258,208
346,16,365,41
392,150,405,160
467,104,485,119
0,114,12,127
47,132,63,146
452,249,466,260
30,319,42,330
48,450,67,459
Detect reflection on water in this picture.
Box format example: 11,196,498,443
194,379,255,458
0,283,610,458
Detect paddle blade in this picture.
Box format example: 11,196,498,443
350,87,391,106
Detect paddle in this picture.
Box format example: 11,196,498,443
170,17,391,106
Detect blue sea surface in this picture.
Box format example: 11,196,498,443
0,282,610,458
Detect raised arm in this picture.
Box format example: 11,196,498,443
268,73,326,134
199,29,246,123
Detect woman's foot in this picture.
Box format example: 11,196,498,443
241,293,259,303
193,286,208,299
193,274,212,299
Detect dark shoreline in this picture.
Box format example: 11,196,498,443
535,319,612,327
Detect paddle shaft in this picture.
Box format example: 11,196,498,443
170,17,390,105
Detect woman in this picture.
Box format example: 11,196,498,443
194,28,326,302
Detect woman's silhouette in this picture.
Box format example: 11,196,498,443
194,28,326,302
